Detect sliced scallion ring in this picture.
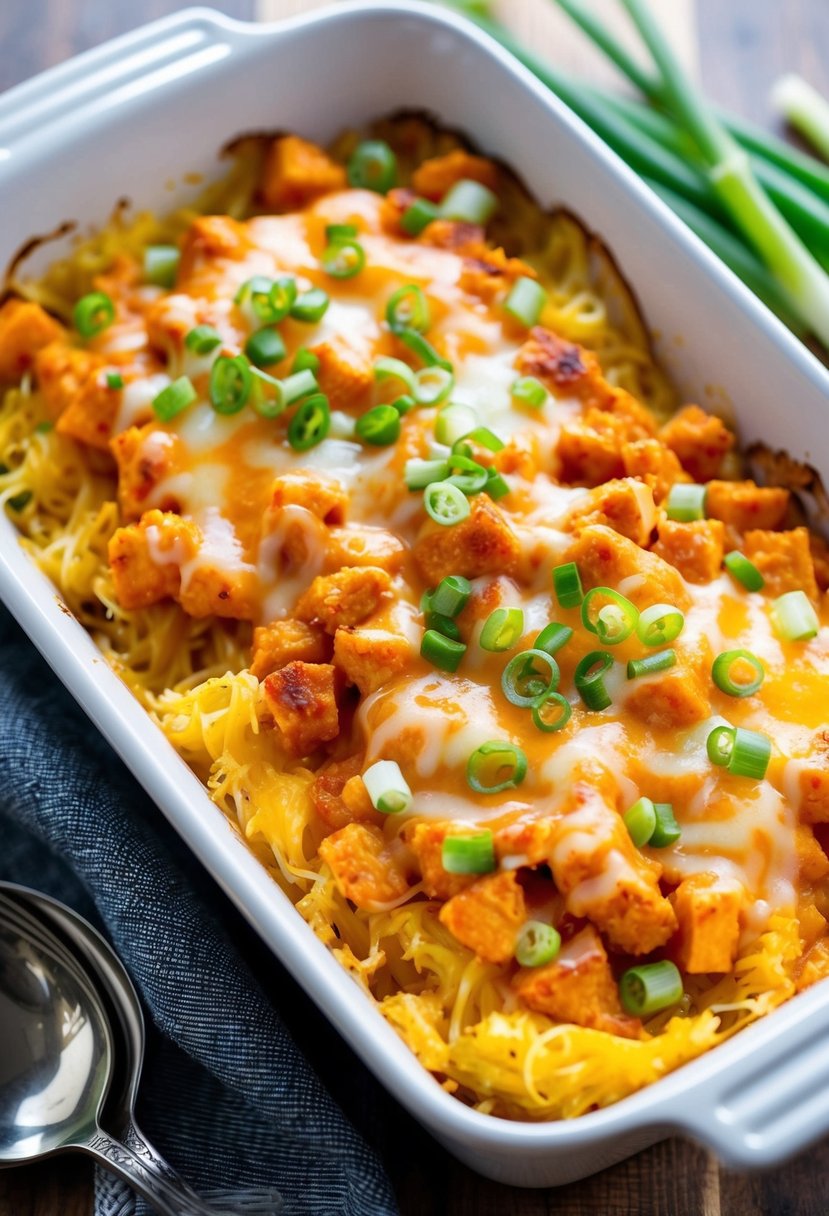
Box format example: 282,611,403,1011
144,244,180,288
395,326,452,371
441,831,496,875
723,550,764,592
355,404,400,446
184,325,222,355
666,483,707,521
466,740,528,794
405,457,449,490
511,375,547,409
581,586,639,645
290,287,330,324
711,649,765,697
435,403,479,446
73,291,115,339
374,355,416,393
413,366,454,406
401,198,439,236
430,575,472,618
423,481,470,526
531,691,572,734
386,284,430,333
636,602,685,647
650,803,681,848
623,796,657,848
504,276,546,327
439,178,498,224
362,760,412,815
480,607,524,652
552,562,584,609
321,239,365,279
210,355,252,414
501,648,560,707
534,622,574,656
619,961,683,1016
347,140,397,193
627,649,677,679
287,392,330,451
515,921,561,968
771,589,819,641
574,650,615,711
446,454,488,495
152,376,196,422
421,628,466,672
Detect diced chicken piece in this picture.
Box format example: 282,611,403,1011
742,527,819,599
269,469,347,524
55,370,120,451
797,732,829,824
625,664,710,729
0,299,64,381
660,404,733,482
333,626,411,696
260,135,347,210
404,821,477,900
296,566,392,633
515,327,612,406
515,926,641,1039
566,477,656,547
796,825,829,883
250,619,331,680
652,517,726,584
459,246,536,303
34,344,101,420
326,525,407,573
705,479,789,532
556,420,625,487
621,438,686,504
438,871,526,964
311,754,375,832
565,524,690,612
411,149,498,200
419,220,485,254
318,822,409,909
111,424,181,519
379,186,418,236
670,873,743,974
177,216,251,286
108,509,197,610
544,759,677,955
414,496,520,585
262,661,339,757
144,293,204,355
309,337,374,412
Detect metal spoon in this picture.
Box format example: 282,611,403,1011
0,886,276,1215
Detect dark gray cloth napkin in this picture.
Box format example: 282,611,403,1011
0,606,399,1216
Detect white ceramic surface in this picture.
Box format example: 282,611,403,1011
1,3,829,1187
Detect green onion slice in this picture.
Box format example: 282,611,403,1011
152,376,197,422
650,803,681,848
355,404,401,446
395,326,452,371
184,325,222,355
405,457,449,490
392,394,416,416
287,393,330,451
210,355,252,414
707,724,771,779
534,622,574,656
430,575,472,618
435,403,479,447
666,483,707,521
466,740,528,794
321,240,365,279
552,562,584,609
511,375,547,409
623,796,657,848
105,371,123,390
439,178,498,224
574,650,615,711
581,586,639,645
144,244,180,288
712,649,765,697
502,648,560,707
245,327,286,368
515,921,561,968
347,140,397,193
441,831,496,875
237,275,298,324
6,490,32,512
504,276,546,327
453,427,505,455
619,961,683,1017
424,611,461,642
362,760,412,815
325,223,358,243
73,292,115,339
291,347,321,375
374,355,416,393
401,198,439,236
413,366,454,406
446,454,488,495
485,468,510,501
421,629,466,672
423,480,470,527
386,284,430,333
636,603,685,647
290,288,330,324
531,691,572,734
724,550,764,592
480,607,524,652
771,589,819,642
627,649,677,679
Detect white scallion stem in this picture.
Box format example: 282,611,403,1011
771,73,829,163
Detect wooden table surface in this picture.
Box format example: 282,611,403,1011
1,1,829,1213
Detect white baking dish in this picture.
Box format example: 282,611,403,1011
2,3,829,1188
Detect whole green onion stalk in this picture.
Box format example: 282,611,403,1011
772,74,829,164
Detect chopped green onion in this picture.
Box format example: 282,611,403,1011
623,796,657,848
531,691,572,733
152,376,197,422
707,724,736,767
401,198,439,236
287,393,330,451
184,325,222,355
637,603,685,647
421,628,466,672
771,589,819,641
453,430,506,462
511,375,547,409
771,74,829,167
362,760,412,815
466,740,528,794
291,348,320,375
237,276,297,324
534,622,574,656
325,223,358,243
395,327,452,371
425,611,461,642
386,284,430,333
430,575,472,618
502,648,560,707
619,961,683,1017
413,366,454,406
355,404,400,446
245,327,286,368
515,921,561,968
480,607,524,652
347,140,397,193
405,457,449,490
374,355,416,393
581,587,639,645
442,831,496,875
552,562,584,609
290,288,330,324
321,240,365,279
446,454,488,495
574,650,615,711
435,403,479,446
210,355,252,414
328,410,356,440
707,724,771,779
73,292,115,339
423,481,470,527
6,490,32,512
105,371,123,390
440,178,498,224
143,244,180,288
392,394,416,416
281,369,318,404
34,421,53,434
650,803,681,848
724,550,765,592
504,276,547,327
485,468,510,500
249,371,288,420
627,649,677,679
666,483,707,521
712,649,765,697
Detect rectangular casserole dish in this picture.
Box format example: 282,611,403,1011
2,2,829,1187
